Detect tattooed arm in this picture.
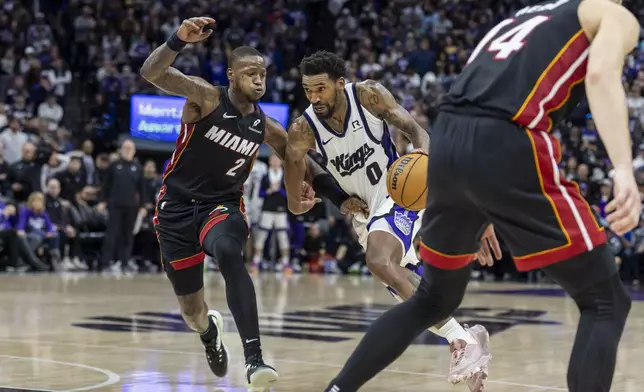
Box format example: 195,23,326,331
265,116,319,183
265,116,349,214
356,79,430,152
140,17,219,119
283,117,320,214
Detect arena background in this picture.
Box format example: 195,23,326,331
0,0,644,283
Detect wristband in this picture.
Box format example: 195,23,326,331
312,173,348,209
166,32,187,52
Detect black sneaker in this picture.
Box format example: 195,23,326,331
245,353,279,388
203,310,229,377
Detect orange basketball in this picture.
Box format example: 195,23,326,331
386,153,428,211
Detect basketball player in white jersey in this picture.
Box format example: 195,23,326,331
284,51,498,390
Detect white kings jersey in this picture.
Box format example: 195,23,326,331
303,83,399,217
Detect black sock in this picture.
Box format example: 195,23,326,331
200,315,218,343
325,264,471,391
207,234,263,361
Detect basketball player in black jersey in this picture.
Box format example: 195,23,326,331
325,1,640,391
140,17,355,389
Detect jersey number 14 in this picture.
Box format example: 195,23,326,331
467,15,550,64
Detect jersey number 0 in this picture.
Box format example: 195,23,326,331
467,15,550,64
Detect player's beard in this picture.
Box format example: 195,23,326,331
313,90,339,119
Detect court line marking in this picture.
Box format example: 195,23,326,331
0,354,121,392
0,338,565,391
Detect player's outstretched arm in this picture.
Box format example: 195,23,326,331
356,80,430,153
581,0,639,170
265,116,349,214
580,0,641,234
140,17,219,107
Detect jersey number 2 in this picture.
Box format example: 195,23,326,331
467,15,549,64
226,158,246,177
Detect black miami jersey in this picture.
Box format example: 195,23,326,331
162,87,266,203
442,0,588,132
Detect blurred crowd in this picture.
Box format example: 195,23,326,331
1,0,644,283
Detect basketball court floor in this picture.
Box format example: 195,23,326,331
1,272,643,392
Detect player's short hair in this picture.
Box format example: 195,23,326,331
229,46,263,67
299,51,345,80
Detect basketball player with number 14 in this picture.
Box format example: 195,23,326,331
284,51,500,391
323,0,640,391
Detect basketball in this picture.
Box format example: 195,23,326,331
386,153,428,211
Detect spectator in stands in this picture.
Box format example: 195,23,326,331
42,58,72,104
40,152,68,191
45,177,83,270
301,223,328,272
142,159,160,210
252,154,291,272
77,139,95,185
0,201,19,270
74,185,107,269
9,142,41,202
1,117,28,165
55,156,85,203
37,93,64,131
17,191,61,269
0,141,11,196
98,139,146,272
92,153,110,188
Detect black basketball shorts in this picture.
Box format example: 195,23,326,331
153,186,249,296
418,112,606,272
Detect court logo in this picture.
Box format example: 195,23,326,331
71,304,560,345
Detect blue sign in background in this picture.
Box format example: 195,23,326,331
130,94,290,143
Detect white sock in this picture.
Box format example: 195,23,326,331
252,254,261,264
429,318,476,344
280,256,290,266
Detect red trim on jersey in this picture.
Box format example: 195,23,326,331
163,123,196,182
419,241,476,270
152,184,167,227
513,30,590,132
169,252,206,271
514,131,605,271
199,213,230,247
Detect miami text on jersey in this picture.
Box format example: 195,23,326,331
204,126,261,157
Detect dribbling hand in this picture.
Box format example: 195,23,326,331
177,17,216,43
606,167,642,236
340,197,369,217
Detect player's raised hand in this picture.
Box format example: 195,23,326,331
340,197,369,217
475,224,502,267
299,182,322,213
177,17,216,43
606,167,641,236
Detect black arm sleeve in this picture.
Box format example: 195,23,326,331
312,172,348,210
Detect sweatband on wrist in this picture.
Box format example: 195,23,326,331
166,32,187,52
312,173,348,209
